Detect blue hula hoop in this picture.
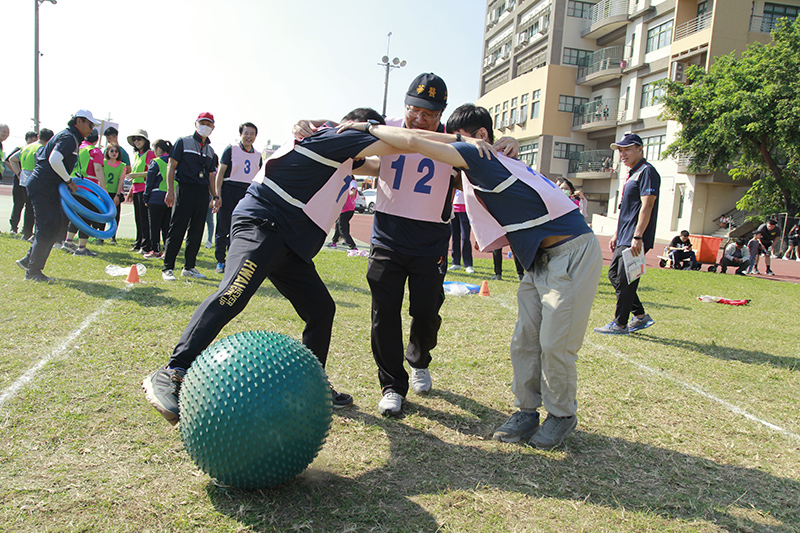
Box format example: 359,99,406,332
59,178,118,239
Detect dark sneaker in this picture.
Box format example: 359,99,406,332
142,367,186,425
594,321,629,335
378,391,405,417
61,241,77,253
16,258,29,271
331,388,354,409
25,271,52,283
529,413,578,450
492,411,540,443
490,274,502,281
628,314,655,333
766,269,775,276
73,247,97,257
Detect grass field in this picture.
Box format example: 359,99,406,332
0,233,798,533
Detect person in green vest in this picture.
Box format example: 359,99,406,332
63,129,105,253
103,144,127,245
6,131,39,237
126,129,155,253
143,139,173,258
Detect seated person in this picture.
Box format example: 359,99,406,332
668,230,698,270
720,237,749,275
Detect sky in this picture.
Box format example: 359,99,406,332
3,0,487,152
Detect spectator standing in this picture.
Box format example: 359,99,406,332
491,247,524,281
103,127,131,172
162,112,219,281
752,219,779,275
329,180,359,251
213,122,262,273
0,124,10,177
6,131,38,235
558,178,588,218
127,129,155,253
594,133,660,335
746,231,764,274
448,190,474,274
143,140,173,258
102,144,127,244
16,110,100,281
8,129,53,240
782,224,800,260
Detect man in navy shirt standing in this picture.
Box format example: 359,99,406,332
16,110,101,282
162,112,219,281
594,133,660,335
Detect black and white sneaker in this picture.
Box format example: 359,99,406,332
142,367,186,425
331,388,354,409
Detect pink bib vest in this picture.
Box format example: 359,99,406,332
463,153,578,252
226,144,262,184
376,117,453,223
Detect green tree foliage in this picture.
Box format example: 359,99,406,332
660,20,800,217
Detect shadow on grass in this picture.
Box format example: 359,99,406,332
633,334,799,370
204,392,798,532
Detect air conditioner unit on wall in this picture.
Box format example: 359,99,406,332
672,61,686,83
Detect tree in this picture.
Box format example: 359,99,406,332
660,20,800,217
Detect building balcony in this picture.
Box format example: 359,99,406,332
568,149,616,179
674,11,713,41
572,99,620,132
581,0,631,39
576,45,627,85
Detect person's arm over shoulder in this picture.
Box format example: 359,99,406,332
352,124,469,169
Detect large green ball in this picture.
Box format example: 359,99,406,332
179,331,333,489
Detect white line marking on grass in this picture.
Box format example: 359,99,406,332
0,297,118,412
586,340,800,442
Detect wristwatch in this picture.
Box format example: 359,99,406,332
633,236,643,240
365,119,380,134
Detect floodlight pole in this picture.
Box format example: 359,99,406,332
379,32,406,116
34,0,57,134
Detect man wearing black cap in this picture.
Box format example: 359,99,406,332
594,133,660,335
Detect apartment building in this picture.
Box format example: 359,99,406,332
476,0,800,240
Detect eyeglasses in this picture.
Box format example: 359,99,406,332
406,105,441,121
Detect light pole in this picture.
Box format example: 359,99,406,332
378,32,406,116
34,0,57,134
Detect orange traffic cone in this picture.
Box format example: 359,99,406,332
479,280,490,296
125,264,140,284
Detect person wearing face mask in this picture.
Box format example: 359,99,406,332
557,178,588,218
160,112,219,281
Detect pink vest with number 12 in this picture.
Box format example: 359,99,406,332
463,153,578,252
254,136,355,233
375,117,453,223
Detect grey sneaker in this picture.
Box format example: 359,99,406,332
594,321,629,335
410,368,432,394
628,314,655,333
162,269,177,281
378,391,405,417
529,413,578,450
181,267,207,279
61,241,77,253
73,247,97,257
142,367,186,425
447,264,461,271
16,258,29,271
492,411,540,443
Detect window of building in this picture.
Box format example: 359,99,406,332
697,1,708,15
502,110,508,127
764,2,800,25
558,95,589,112
520,93,529,123
567,0,595,18
510,107,517,125
646,20,673,53
503,100,509,110
519,142,539,166
641,81,666,107
531,90,541,118
643,134,666,160
563,48,593,66
554,142,584,159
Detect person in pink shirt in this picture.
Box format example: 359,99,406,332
328,180,359,250
448,190,474,274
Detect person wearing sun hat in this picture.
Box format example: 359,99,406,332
16,109,101,281
161,112,219,281
594,132,660,335
126,128,155,253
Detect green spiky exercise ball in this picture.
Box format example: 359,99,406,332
179,331,333,489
